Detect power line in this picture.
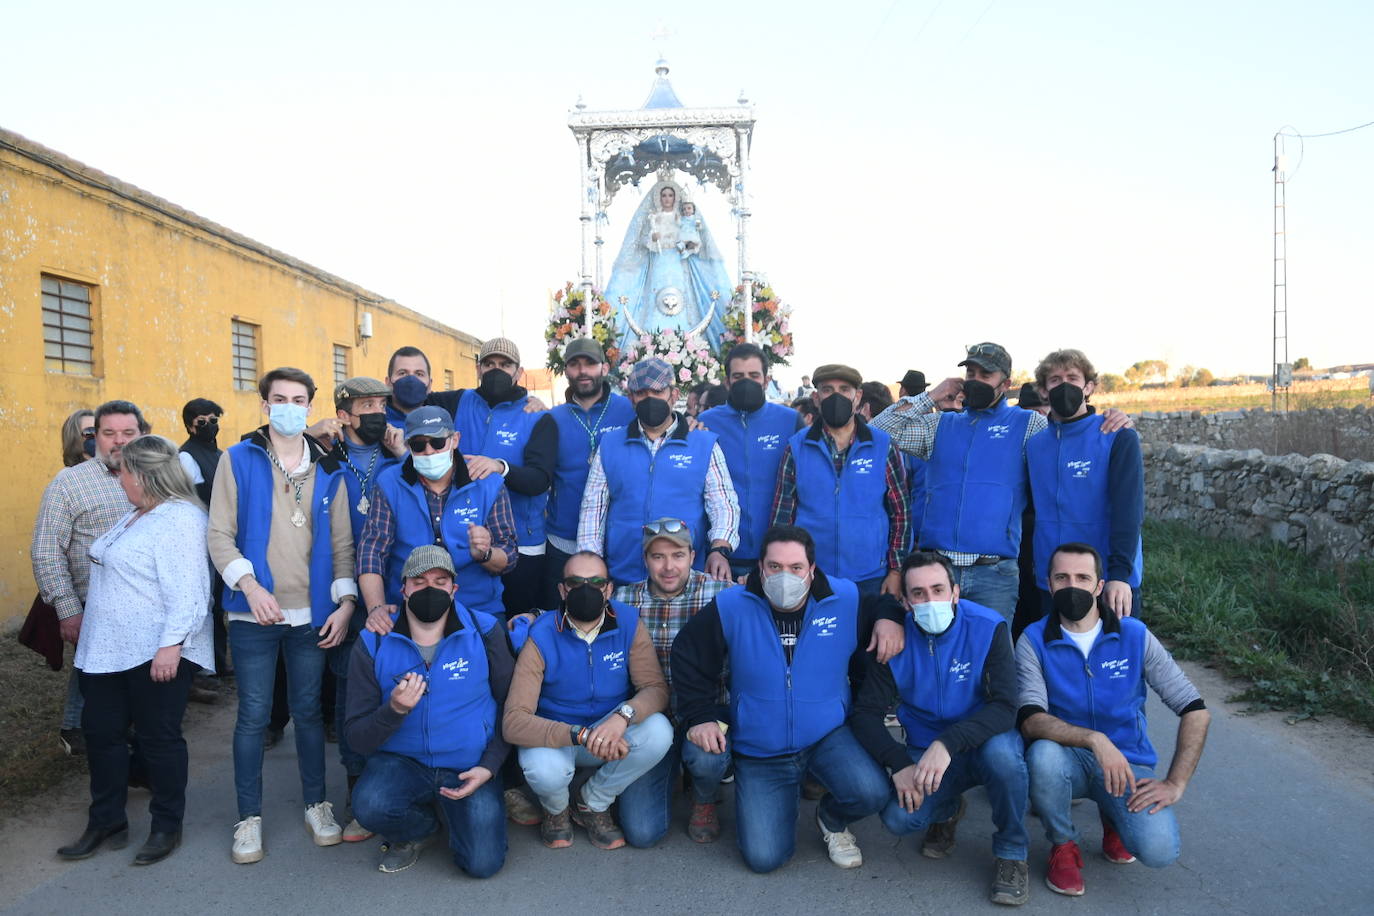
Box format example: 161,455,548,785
1278,119,1374,140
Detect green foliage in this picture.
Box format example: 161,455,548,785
1191,367,1215,387
1098,372,1127,392
1125,359,1169,385
1293,356,1311,371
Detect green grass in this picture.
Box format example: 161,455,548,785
1143,519,1374,729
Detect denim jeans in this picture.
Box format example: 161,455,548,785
614,728,734,847
62,667,85,730
879,730,1030,860
1026,740,1181,867
519,713,673,824
229,621,327,819
352,751,506,878
950,558,1020,621
732,724,890,874
327,630,365,779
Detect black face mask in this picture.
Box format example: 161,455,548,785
727,379,766,413
479,368,515,402
191,419,219,445
635,396,672,429
355,412,388,445
1048,382,1084,418
564,584,607,623
962,379,999,411
83,437,97,457
819,392,853,428
1052,586,1097,622
407,586,453,624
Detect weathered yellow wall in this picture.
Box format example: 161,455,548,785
0,134,481,625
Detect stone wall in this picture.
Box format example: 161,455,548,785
1134,405,1374,462
1142,442,1374,562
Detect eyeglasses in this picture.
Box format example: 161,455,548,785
407,435,449,453
643,518,688,536
82,430,96,440
563,575,609,589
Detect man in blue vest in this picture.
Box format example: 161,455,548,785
577,357,739,586
452,338,558,620
771,364,909,599
871,343,1132,620
542,338,635,607
206,367,358,864
1018,543,1210,897
358,406,518,630
345,544,514,876
698,343,803,578
502,551,673,850
1026,349,1144,621
671,525,905,873
381,345,549,435
850,551,1030,906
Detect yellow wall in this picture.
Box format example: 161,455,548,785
0,132,481,625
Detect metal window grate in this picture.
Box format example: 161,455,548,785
41,275,95,375
334,345,349,384
232,320,259,390
444,369,454,390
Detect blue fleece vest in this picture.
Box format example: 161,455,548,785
598,427,718,584
905,453,928,552
699,402,796,561
223,441,343,626
374,464,506,616
888,600,1003,749
1025,615,1156,766
717,579,859,757
453,390,547,549
337,443,400,544
1026,413,1143,589
359,605,497,770
790,425,892,583
920,401,1032,559
527,601,640,726
546,392,634,541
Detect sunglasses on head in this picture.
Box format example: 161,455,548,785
407,435,449,453
563,575,609,589
643,519,688,536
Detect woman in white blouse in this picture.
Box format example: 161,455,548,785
57,435,214,867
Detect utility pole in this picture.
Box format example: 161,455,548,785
1272,133,1291,413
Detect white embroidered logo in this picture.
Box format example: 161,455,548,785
669,453,694,469
1101,657,1130,679
1067,459,1093,479
949,658,972,682
986,424,1011,440
756,433,782,450
602,649,626,671
496,429,519,446
810,615,838,637
442,657,470,680
850,457,875,474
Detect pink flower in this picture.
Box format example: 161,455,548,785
665,350,683,365
679,367,692,382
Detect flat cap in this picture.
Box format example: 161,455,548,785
334,376,391,410
479,337,521,364
401,544,457,579
812,363,862,389
627,357,675,392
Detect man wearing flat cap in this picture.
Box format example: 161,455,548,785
771,363,909,598
577,357,739,587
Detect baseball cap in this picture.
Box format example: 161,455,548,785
958,342,1012,377
479,337,521,365
812,363,862,389
627,357,675,392
333,376,391,411
403,405,455,439
642,518,693,553
401,544,457,579
564,337,607,365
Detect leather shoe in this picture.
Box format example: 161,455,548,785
132,830,181,866
57,824,129,860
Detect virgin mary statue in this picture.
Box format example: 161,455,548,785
604,178,731,352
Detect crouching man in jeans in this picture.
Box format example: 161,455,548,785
502,551,672,850
1018,542,1210,897
345,545,514,876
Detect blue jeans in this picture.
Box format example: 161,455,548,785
1026,740,1181,867
879,730,1029,860
615,729,734,846
352,751,506,878
732,724,890,874
229,621,327,819
950,558,1020,621
327,631,365,779
519,713,673,825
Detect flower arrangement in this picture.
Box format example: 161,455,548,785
718,276,793,369
544,282,619,373
617,328,721,387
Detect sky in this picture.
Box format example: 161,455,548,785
3,0,1371,386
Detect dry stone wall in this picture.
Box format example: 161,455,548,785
1134,405,1374,462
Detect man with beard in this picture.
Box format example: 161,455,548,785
771,364,908,598
698,344,804,579
32,399,150,754
502,551,672,850
577,357,739,587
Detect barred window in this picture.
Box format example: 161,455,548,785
334,345,349,384
444,369,454,390
41,275,96,375
232,320,259,390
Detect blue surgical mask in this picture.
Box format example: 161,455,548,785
268,403,309,438
412,450,453,480
392,374,429,409
911,600,955,635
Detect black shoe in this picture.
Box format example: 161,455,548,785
264,726,284,750
59,728,86,757
132,830,181,866
324,721,338,744
57,824,129,860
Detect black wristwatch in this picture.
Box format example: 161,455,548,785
708,544,733,560
476,546,493,563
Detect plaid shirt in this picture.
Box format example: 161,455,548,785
356,481,518,579
771,420,909,573
614,570,731,688
31,458,131,620
871,393,1046,565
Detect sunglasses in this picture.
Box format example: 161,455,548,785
643,518,688,536
563,575,609,589
82,430,96,440
407,435,449,453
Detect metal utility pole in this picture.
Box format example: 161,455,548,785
1272,133,1291,413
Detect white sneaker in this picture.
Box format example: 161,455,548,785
305,801,343,847
232,816,264,864
817,810,863,868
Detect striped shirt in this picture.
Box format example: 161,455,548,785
31,458,132,620
356,483,518,579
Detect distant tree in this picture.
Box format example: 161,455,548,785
1009,369,1034,387
1293,356,1311,371
1173,364,1196,387
1098,373,1127,392
1191,367,1215,387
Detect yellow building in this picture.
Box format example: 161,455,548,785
0,127,482,627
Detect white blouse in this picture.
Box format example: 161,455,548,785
75,500,215,675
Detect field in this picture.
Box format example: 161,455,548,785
1094,377,1370,414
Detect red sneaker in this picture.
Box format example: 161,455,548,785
1046,841,1085,896
1101,818,1136,864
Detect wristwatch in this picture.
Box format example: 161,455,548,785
707,544,733,560
615,703,636,724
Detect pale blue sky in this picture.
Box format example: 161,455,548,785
4,0,1371,383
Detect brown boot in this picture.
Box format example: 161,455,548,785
540,807,573,849
570,790,625,850
687,801,720,844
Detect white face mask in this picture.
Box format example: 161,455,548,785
412,450,453,480
269,403,309,438
762,570,810,610
910,600,955,635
